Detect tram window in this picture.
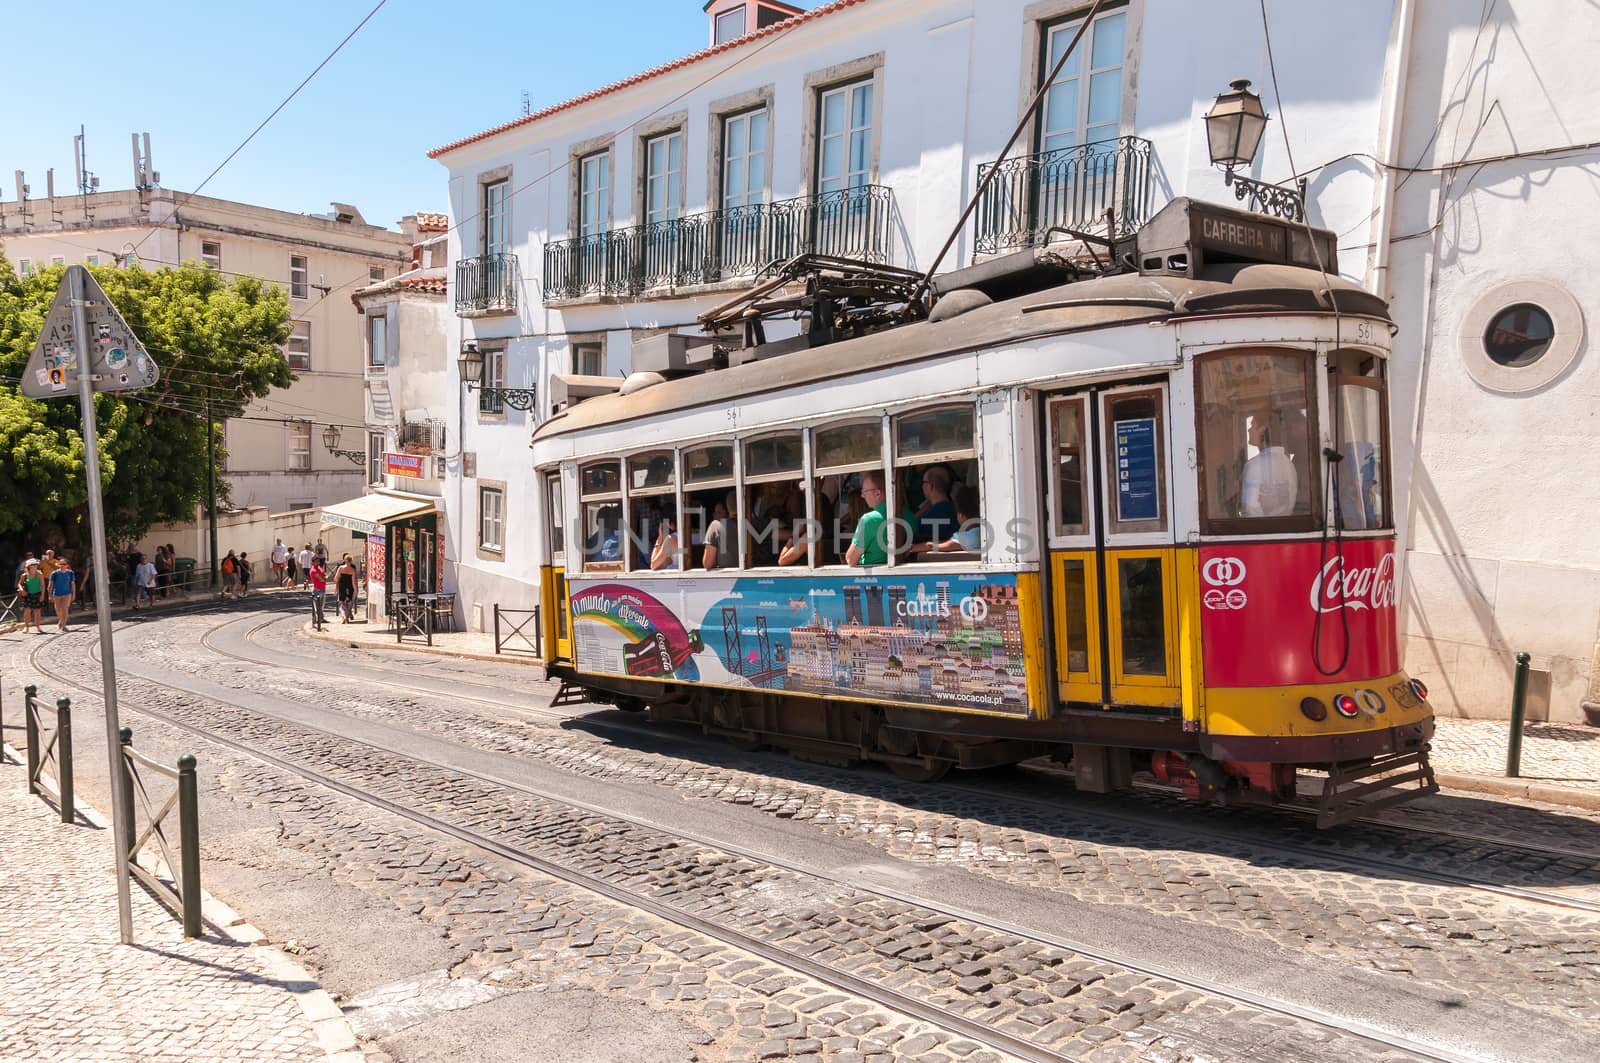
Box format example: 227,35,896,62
1103,389,1168,535
895,404,978,558
684,444,737,569
545,473,565,560
1050,398,1089,538
814,419,885,567
580,461,623,570
626,451,677,571
1117,557,1168,677
1195,351,1316,533
1060,559,1090,674
742,432,803,568
1330,350,1390,530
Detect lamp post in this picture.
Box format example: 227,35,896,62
321,424,367,467
1203,78,1306,222
458,340,536,412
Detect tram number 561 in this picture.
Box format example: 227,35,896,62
1354,320,1375,344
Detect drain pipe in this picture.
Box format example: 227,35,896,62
1369,0,1416,301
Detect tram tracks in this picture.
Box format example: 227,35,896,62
28,626,1498,1063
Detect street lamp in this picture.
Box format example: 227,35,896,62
321,424,367,466
1203,78,1305,221
458,339,536,411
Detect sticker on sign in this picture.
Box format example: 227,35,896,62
19,267,158,398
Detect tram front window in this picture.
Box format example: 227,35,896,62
1197,350,1317,532
1331,350,1390,530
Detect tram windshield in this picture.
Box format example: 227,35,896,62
1196,350,1317,532
1331,350,1389,530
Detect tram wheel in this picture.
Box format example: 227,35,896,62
614,697,647,713
889,758,952,783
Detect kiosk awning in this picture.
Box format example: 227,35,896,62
319,492,436,536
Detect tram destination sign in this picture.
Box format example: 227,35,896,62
1136,197,1338,277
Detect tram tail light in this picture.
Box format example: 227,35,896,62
1409,678,1429,702
1333,693,1360,719
1299,697,1328,722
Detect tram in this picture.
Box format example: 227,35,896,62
530,198,1438,826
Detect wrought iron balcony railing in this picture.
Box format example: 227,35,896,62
543,185,894,301
974,136,1154,256
455,252,518,314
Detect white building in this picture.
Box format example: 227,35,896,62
427,0,1598,722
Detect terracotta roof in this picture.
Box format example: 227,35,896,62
396,272,447,294
414,211,448,232
427,0,871,160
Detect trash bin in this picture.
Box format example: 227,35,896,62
175,557,197,594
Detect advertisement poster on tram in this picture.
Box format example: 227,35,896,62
1198,538,1400,686
568,573,1029,714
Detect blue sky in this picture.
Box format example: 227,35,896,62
2,0,739,230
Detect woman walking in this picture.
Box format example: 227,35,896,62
237,552,252,597
16,559,46,634
335,553,359,623
48,558,76,632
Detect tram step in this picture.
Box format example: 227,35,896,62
1315,746,1439,828
549,681,593,708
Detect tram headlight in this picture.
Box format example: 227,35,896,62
1333,693,1361,719
1299,697,1328,722
1409,678,1429,702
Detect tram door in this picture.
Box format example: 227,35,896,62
1044,383,1182,710
545,472,572,661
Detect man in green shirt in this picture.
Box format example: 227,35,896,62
847,471,917,567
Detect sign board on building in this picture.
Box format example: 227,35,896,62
385,452,425,478
21,269,158,397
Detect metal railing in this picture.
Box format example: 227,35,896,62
118,727,203,938
24,686,74,824
0,591,20,629
493,604,542,656
395,596,434,647
544,185,895,300
974,136,1154,256
455,252,519,314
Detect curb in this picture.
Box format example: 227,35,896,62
0,740,369,1063
1434,770,1600,812
299,619,547,676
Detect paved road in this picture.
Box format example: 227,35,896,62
4,598,1596,1062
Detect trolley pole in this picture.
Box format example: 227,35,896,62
70,265,136,944
1506,651,1531,778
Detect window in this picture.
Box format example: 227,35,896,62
367,313,387,368
546,474,566,559
580,461,624,570
369,265,386,284
478,485,504,552
287,501,314,511
896,405,979,558
1039,7,1127,153
478,348,505,415
290,255,308,299
286,321,311,371
627,450,678,571
1483,304,1553,367
289,420,312,471
684,443,737,569
482,179,510,257
86,255,101,266
814,419,884,566
50,255,66,267
18,259,31,276
1330,350,1390,531
1103,387,1167,534
1049,398,1090,538
721,108,769,268
714,7,745,44
572,341,603,376
200,240,222,270
816,80,874,198
368,431,385,484
742,432,804,568
645,132,683,228
1196,350,1317,533
579,152,609,239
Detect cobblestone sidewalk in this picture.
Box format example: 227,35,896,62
1431,716,1600,792
0,752,356,1063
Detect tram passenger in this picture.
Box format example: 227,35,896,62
847,471,916,567
913,485,982,556
650,508,681,571
700,491,737,569
914,466,957,543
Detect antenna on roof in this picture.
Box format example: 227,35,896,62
132,132,156,192
521,90,532,117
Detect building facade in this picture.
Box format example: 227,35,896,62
2,187,413,514
428,0,1598,722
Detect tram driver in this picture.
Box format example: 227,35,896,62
1239,410,1304,518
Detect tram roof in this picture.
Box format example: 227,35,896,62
532,262,1389,443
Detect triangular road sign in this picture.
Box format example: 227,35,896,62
20,266,158,398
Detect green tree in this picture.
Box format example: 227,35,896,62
0,252,291,547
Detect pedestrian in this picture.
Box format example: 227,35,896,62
16,558,46,634
40,548,58,576
271,538,288,586
237,552,252,597
14,550,37,586
308,555,328,627
48,557,76,632
297,543,315,589
154,546,172,600
220,550,239,599
335,553,358,623
135,552,157,608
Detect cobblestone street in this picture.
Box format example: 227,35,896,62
2,599,1596,1062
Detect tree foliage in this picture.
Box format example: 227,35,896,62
0,252,291,546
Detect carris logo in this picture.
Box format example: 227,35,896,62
1309,554,1397,614
959,595,989,622
1202,557,1247,587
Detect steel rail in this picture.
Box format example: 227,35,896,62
38,625,1489,1063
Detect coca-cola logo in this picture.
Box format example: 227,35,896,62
1309,554,1397,614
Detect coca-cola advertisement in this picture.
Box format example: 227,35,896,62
1199,539,1399,687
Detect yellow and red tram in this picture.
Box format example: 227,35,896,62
530,199,1437,826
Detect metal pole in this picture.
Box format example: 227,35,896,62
71,264,135,944
1506,651,1530,778
118,727,136,860
24,685,39,795
177,753,201,939
56,697,74,825
207,395,219,595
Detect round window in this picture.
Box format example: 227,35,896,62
1483,303,1554,368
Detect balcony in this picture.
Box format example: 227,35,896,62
543,185,894,301
455,252,518,314
973,136,1154,256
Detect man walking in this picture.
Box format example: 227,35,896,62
271,538,289,586
48,557,76,632
297,543,316,589
134,553,157,609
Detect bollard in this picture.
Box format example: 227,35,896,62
177,754,201,939
118,727,137,861
24,685,39,796
1506,651,1531,778
55,698,74,825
